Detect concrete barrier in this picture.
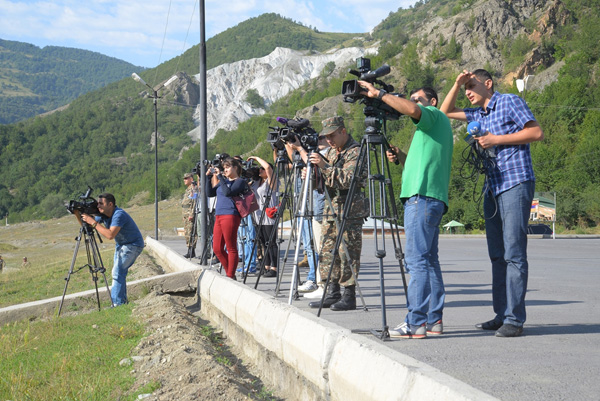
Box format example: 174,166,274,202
196,267,498,401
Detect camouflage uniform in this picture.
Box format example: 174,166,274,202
182,180,198,249
318,129,368,288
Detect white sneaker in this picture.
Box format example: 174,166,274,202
298,280,317,293
388,322,427,339
303,285,324,298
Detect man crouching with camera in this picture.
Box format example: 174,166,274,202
288,116,367,311
81,193,145,306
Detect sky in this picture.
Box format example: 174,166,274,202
0,0,418,69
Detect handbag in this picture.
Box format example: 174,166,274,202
232,190,259,218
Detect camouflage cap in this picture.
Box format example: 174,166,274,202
320,116,345,137
183,172,193,179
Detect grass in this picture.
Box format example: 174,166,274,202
0,304,150,401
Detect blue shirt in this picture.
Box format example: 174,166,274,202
205,175,247,216
464,92,536,196
95,207,145,248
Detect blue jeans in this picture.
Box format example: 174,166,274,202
238,216,257,272
301,218,318,282
112,244,143,306
404,195,445,326
484,180,534,327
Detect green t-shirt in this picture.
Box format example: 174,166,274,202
400,104,454,206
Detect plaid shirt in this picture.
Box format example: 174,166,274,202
464,92,536,196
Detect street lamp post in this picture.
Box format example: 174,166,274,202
132,73,177,240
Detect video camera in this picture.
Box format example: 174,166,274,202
66,186,100,216
193,153,230,175
341,57,403,120
267,117,320,152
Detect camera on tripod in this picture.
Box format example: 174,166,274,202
341,57,403,121
194,153,230,175
267,117,320,152
66,186,100,216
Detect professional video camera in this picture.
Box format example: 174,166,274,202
267,117,320,152
341,57,403,120
66,186,100,216
193,153,231,175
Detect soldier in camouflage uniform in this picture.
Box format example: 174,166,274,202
182,172,198,258
289,116,368,311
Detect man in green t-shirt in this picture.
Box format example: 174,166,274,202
358,81,454,339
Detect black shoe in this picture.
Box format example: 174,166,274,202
495,324,523,337
330,285,356,311
264,269,277,278
309,283,341,309
475,319,503,331
183,253,191,259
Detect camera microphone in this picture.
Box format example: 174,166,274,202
276,117,288,125
360,64,391,81
287,118,310,129
467,121,482,136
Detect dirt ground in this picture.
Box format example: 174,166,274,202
125,290,281,400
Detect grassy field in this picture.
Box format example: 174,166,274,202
0,303,159,400
0,197,184,400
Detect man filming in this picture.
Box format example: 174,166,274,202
288,116,368,312
359,81,454,339
81,193,144,306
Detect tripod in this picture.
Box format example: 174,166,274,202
58,220,113,315
317,114,408,341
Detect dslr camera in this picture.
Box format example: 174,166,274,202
66,186,100,216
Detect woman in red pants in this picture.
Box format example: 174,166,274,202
205,157,248,279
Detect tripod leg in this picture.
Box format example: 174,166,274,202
58,228,85,316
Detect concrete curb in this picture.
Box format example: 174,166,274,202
198,268,498,401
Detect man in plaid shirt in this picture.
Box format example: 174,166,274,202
441,69,544,337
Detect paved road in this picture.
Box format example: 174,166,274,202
163,235,600,401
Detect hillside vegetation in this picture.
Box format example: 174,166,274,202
0,39,144,124
0,1,599,232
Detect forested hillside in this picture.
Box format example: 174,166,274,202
0,39,143,124
0,1,599,233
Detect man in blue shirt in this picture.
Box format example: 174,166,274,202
441,69,544,337
82,193,145,306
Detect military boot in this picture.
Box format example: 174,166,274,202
308,283,341,309
298,254,309,268
330,285,356,311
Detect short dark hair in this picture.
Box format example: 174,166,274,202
98,193,116,206
472,69,494,92
410,86,439,105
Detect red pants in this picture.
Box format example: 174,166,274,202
213,214,241,278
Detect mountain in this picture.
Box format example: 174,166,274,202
0,39,144,124
0,1,599,231
190,46,375,140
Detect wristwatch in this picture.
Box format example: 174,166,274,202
377,89,387,100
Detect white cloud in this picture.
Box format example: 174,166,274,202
0,0,417,67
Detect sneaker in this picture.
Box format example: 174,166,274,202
303,285,324,299
264,269,277,278
298,280,317,293
426,320,443,336
389,322,426,339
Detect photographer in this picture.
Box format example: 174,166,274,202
288,116,367,312
359,81,454,339
205,157,247,279
182,172,198,258
247,155,279,278
440,69,544,337
81,193,144,306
